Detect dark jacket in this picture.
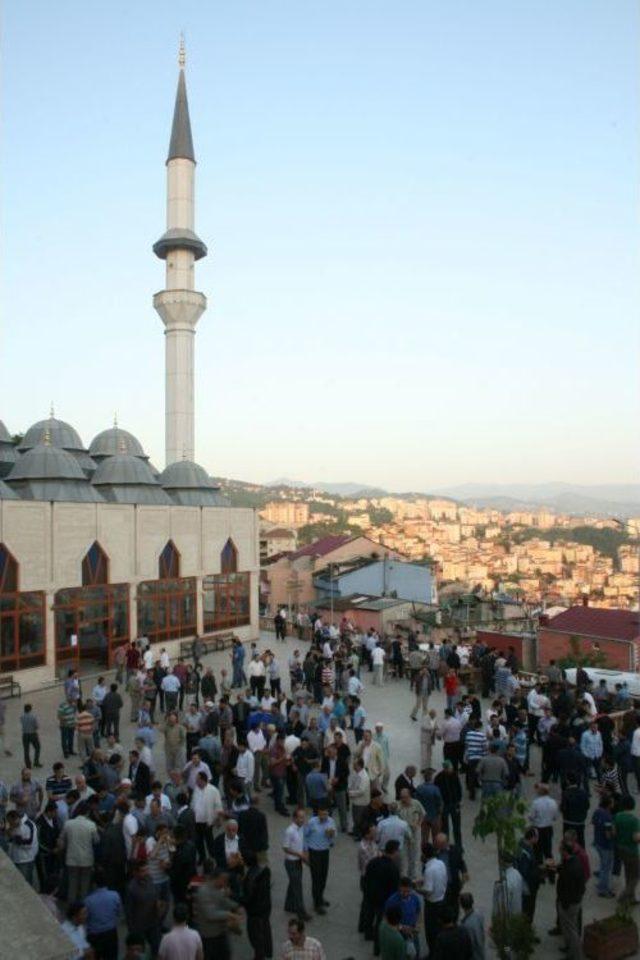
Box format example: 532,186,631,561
561,785,589,824
438,844,467,898
241,864,272,918
557,853,586,908
394,772,417,800
515,841,542,895
101,691,123,718
363,854,400,909
211,832,250,871
433,771,462,808
170,839,197,903
238,806,269,853
128,760,151,797
321,754,350,791
432,924,472,960
177,806,196,841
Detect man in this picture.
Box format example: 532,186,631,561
591,793,615,898
59,801,99,901
422,842,448,955
372,643,386,686
191,771,222,864
304,803,336,915
373,722,391,792
431,904,473,960
434,761,463,851
19,703,42,768
161,669,181,713
57,696,77,758
515,827,542,923
211,819,246,896
355,729,385,791
126,862,162,958
236,794,269,866
101,683,124,739
416,768,443,844
410,665,430,721
248,723,269,792
397,788,423,882
384,877,422,959
363,840,402,950
36,800,61,887
561,773,589,848
159,903,203,960
321,742,349,833
163,712,186,773
378,904,408,960
128,749,152,797
528,782,558,861
476,743,508,799
84,867,123,960
183,750,213,792
348,758,371,839
580,720,604,785
435,831,468,915
394,765,417,800
613,794,640,907
283,808,311,921
281,918,326,960
556,839,586,960
5,808,39,885
463,719,487,800
459,892,485,960
10,766,44,820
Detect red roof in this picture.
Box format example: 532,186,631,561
545,606,640,642
289,535,352,560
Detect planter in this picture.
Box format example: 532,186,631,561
583,917,639,960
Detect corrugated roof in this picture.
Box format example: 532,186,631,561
289,535,352,560
546,606,640,642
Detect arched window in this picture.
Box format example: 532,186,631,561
220,538,238,575
0,543,18,593
0,543,45,672
82,542,109,586
159,540,180,580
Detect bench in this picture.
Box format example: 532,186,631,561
0,674,22,699
179,632,239,659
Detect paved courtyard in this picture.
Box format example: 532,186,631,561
0,632,633,959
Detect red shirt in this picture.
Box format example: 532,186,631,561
444,674,459,695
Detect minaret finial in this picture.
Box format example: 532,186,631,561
43,427,51,446
118,436,127,454
49,402,55,418
113,412,118,429
178,33,186,69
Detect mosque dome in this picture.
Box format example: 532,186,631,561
89,426,146,460
20,417,84,453
159,459,228,506
0,420,12,443
6,443,103,502
91,453,171,505
159,459,216,489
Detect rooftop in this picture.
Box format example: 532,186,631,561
545,605,640,642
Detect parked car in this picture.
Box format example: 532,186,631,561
564,666,640,699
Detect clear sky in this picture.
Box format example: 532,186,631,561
2,1,638,491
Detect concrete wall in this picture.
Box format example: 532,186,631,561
0,499,259,690
320,559,436,605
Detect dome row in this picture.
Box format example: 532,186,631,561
0,417,226,507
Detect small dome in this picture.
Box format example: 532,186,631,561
20,416,85,452
159,459,217,489
89,426,146,459
8,443,87,481
0,420,12,444
92,454,159,486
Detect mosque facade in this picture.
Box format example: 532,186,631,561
0,52,259,689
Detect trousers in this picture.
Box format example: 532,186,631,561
308,849,329,907
284,859,306,917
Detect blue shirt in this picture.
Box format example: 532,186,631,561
592,807,613,850
415,783,442,820
304,816,336,851
84,887,122,933
353,707,367,729
385,891,421,927
305,771,329,801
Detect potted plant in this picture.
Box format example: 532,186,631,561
583,903,639,960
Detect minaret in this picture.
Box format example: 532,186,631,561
153,38,207,466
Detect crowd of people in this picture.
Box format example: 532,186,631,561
0,619,639,960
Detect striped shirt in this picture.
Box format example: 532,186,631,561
464,729,488,761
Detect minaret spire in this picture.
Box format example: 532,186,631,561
153,43,208,467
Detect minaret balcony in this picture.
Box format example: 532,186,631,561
153,227,208,261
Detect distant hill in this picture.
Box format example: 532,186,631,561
434,483,640,518
265,478,386,497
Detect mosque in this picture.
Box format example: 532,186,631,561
0,47,259,689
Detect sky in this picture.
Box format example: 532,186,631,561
1,1,638,492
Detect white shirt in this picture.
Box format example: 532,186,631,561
283,822,305,860
529,795,558,829
285,734,301,757
160,651,171,670
123,812,139,858
248,729,267,753
143,649,155,670
248,660,266,678
423,858,448,902
224,835,240,858
162,674,181,693
348,676,364,697
236,751,255,783
631,728,640,758
145,792,172,814
582,691,597,717
191,783,222,825
372,647,385,666
322,642,333,659
376,815,411,850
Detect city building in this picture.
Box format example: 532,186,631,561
538,604,640,670
0,50,258,689
313,556,437,605
259,525,297,564
260,500,310,528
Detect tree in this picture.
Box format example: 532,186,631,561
557,635,609,670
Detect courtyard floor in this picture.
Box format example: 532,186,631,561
0,631,634,959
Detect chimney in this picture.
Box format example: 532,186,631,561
582,594,589,607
